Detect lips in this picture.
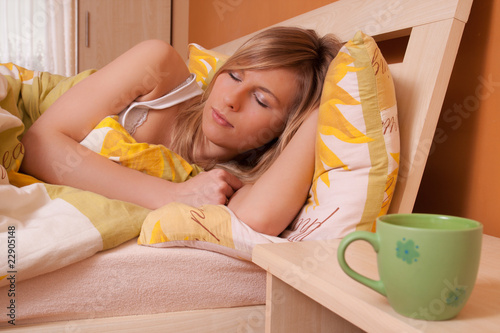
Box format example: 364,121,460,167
212,108,233,128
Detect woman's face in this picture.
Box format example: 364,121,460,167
202,68,299,159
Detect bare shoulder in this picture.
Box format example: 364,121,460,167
101,39,191,101
120,39,180,69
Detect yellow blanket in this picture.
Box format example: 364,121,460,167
80,116,203,183
0,63,95,175
0,63,152,287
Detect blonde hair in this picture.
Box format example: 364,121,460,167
170,26,342,183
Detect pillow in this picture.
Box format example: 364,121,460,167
137,202,284,260
139,31,399,258
187,43,228,90
281,30,400,241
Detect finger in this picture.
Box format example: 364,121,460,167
200,179,230,205
214,192,230,206
216,182,235,205
222,184,235,200
207,169,243,191
221,170,244,191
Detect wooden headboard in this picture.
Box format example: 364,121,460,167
213,0,473,214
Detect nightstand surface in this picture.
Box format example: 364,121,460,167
252,235,500,333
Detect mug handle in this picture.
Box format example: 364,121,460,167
337,231,386,296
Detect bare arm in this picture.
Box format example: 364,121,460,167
228,108,318,236
21,40,241,209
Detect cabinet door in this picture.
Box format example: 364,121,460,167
78,0,171,72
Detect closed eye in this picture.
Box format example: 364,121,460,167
228,71,269,108
254,94,269,108
229,72,241,82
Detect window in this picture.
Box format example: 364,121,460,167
0,0,76,76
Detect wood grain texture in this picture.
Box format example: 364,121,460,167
265,274,364,333
172,0,189,60
253,235,500,333
6,305,266,333
414,0,500,238
77,0,171,71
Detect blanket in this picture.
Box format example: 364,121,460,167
0,63,279,288
0,63,153,287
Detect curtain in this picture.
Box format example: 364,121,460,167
0,0,76,76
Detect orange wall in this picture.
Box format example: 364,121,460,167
189,0,500,237
189,0,338,48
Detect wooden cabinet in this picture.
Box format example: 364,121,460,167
77,0,172,72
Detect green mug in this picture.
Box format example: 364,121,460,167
337,214,482,320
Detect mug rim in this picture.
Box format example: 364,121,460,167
377,213,483,232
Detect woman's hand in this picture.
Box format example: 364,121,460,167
171,169,243,207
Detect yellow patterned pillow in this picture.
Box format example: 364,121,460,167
187,43,228,90
137,202,284,260
281,31,399,241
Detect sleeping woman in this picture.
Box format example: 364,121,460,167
19,27,342,236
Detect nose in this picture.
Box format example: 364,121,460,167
223,88,242,112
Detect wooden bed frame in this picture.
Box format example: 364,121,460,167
10,0,473,331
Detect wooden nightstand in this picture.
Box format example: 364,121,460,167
252,235,500,333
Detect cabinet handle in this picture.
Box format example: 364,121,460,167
85,11,89,47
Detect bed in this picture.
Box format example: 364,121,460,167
0,0,473,331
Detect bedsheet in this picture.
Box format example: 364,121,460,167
0,238,266,326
